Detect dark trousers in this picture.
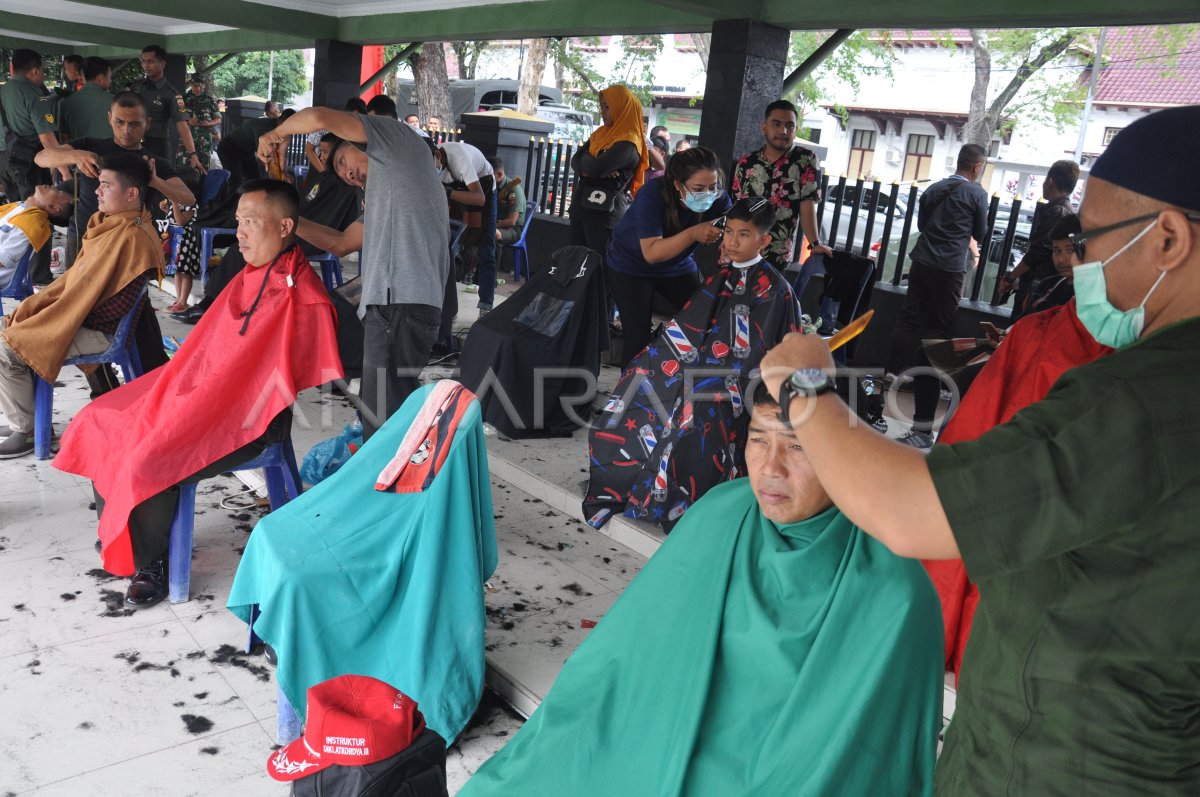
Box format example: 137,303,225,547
96,410,291,570
360,303,440,441
475,182,498,308
571,214,615,319
887,260,965,375
608,268,701,370
217,138,259,193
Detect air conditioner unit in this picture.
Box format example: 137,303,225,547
885,149,901,165
945,155,957,170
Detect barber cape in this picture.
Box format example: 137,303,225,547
54,244,342,576
0,201,52,251
923,298,1112,678
1,209,160,381
227,381,497,745
462,478,943,797
459,246,609,437
583,258,799,532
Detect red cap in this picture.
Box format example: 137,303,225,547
267,675,426,782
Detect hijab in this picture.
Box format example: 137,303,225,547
587,85,649,197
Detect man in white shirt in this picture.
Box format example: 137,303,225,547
433,140,497,341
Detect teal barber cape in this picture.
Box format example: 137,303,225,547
461,479,943,796
228,381,497,744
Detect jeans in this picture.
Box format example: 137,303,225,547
475,184,498,309
360,303,440,441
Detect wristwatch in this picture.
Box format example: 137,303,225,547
778,367,835,426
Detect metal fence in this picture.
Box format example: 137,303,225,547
280,128,461,170
518,137,1035,308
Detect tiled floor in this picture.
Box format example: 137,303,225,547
2,265,949,795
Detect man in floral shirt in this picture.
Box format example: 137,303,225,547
732,100,831,268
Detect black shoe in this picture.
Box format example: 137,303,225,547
125,555,169,608
94,538,103,555
176,306,205,325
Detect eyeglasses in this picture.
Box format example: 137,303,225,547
1069,211,1200,260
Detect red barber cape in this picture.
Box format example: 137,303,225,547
55,244,344,576
923,298,1111,680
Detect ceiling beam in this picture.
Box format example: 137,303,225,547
645,0,762,19
759,0,1200,30
0,33,75,55
0,11,151,51
61,0,338,40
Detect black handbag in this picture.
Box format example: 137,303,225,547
577,177,622,213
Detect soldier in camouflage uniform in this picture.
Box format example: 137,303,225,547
180,74,221,170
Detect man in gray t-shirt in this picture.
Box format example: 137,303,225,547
259,108,449,440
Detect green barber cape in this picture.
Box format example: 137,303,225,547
929,317,1200,795
461,479,944,797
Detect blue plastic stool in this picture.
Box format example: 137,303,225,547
32,286,147,459
0,245,34,312
308,252,344,292
504,200,538,281
277,686,303,744
199,227,237,285
166,437,302,604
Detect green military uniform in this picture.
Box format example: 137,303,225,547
495,175,527,245
126,76,187,160
59,82,113,140
179,89,219,169
928,316,1200,795
0,74,54,283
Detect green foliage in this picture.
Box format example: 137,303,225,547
611,35,664,107
785,31,896,116
549,38,605,115
208,50,307,103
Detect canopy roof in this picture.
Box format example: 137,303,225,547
6,0,1199,56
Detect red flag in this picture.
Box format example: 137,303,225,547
360,45,385,101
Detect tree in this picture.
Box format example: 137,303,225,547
549,38,604,114
688,33,711,70
785,31,896,121
209,50,307,103
408,42,454,126
517,38,551,115
450,41,488,80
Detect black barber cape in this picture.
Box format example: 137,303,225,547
459,246,609,438
583,258,800,532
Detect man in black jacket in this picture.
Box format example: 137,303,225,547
887,144,989,379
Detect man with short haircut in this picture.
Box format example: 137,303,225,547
434,140,497,317
425,115,441,132
647,124,669,173
732,99,831,269
181,73,221,170
0,153,161,459
462,383,942,796
127,44,204,173
258,106,448,441
404,113,420,127
58,56,114,141
264,100,282,119
887,143,989,407
760,104,1200,794
0,185,73,292
56,55,85,97
219,109,293,191
1,49,62,285
366,95,397,118
55,179,343,606
999,159,1079,312
35,91,196,269
490,156,525,247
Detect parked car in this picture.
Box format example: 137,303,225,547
818,182,914,258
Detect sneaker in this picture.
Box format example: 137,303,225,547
125,554,169,608
0,430,34,459
896,430,934,451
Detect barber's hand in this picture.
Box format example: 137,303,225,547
257,130,285,166
811,243,834,258
74,150,101,178
691,221,723,245
760,332,837,402
143,155,159,185
188,152,208,175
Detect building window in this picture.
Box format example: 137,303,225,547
902,133,935,182
847,129,877,179
1103,126,1123,147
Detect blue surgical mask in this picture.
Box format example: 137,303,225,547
684,190,719,213
1072,219,1165,348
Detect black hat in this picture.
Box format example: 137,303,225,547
189,73,204,85
1090,105,1200,212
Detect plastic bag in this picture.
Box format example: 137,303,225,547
300,420,363,486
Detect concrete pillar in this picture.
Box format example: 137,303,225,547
313,40,365,110
697,19,791,178
165,53,189,157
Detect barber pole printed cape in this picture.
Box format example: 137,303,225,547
583,260,800,532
